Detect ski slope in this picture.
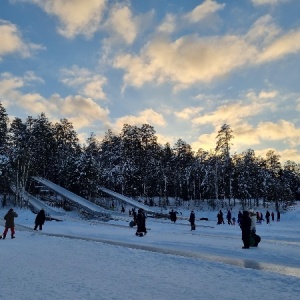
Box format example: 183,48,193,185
32,177,111,218
23,190,65,219
99,186,159,214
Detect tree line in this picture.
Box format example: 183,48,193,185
0,102,299,210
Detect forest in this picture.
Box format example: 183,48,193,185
0,101,299,210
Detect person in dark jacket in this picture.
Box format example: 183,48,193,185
265,210,270,224
189,210,196,230
2,208,18,239
135,209,147,236
240,210,251,249
34,209,46,231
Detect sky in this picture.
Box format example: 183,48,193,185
1,0,300,164
1,202,300,300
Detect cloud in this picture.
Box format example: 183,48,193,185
105,3,137,45
28,0,106,38
0,20,43,59
113,108,166,132
251,0,289,6
114,35,257,89
184,0,225,24
174,107,203,120
157,14,177,34
192,101,270,127
61,65,107,100
257,29,300,63
257,120,300,147
0,72,110,131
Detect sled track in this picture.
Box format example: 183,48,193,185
14,223,300,279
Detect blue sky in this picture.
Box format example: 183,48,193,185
1,0,300,163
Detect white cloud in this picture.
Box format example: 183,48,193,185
114,35,257,88
174,107,203,120
157,14,177,34
29,0,106,38
61,66,107,100
105,3,137,45
251,0,289,6
184,0,225,24
0,20,43,59
0,72,110,131
257,29,300,63
113,109,166,133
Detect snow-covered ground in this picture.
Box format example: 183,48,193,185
1,204,300,300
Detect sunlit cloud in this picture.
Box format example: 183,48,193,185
0,20,43,59
113,108,166,133
114,35,257,88
157,14,177,34
192,101,270,127
61,65,107,100
27,0,106,38
251,0,289,6
105,3,137,45
0,73,110,131
174,107,203,119
257,29,300,63
183,0,225,24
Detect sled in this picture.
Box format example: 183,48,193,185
250,232,261,247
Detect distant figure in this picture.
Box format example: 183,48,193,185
232,217,236,225
237,211,243,225
271,211,275,221
249,209,257,233
265,210,270,224
34,209,46,231
136,209,147,236
121,205,125,213
169,209,177,223
189,210,196,231
277,210,281,222
240,210,251,249
217,210,224,225
2,208,18,239
226,210,232,225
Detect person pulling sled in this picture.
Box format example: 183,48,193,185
135,209,147,237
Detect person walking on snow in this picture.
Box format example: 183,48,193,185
240,210,251,249
189,210,196,230
2,208,18,239
34,209,46,231
265,210,270,224
136,209,147,236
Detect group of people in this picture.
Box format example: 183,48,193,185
1,208,46,240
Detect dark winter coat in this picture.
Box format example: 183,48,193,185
35,210,46,226
240,211,251,248
4,209,18,228
189,211,195,226
136,210,146,233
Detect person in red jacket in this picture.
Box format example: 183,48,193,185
2,208,18,239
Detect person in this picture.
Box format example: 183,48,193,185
249,209,257,233
135,209,147,236
226,210,232,225
34,209,46,231
169,209,177,223
240,210,251,249
271,211,275,221
232,216,236,225
2,208,18,239
265,210,270,224
189,210,196,231
217,210,224,225
237,211,243,225
277,210,281,222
